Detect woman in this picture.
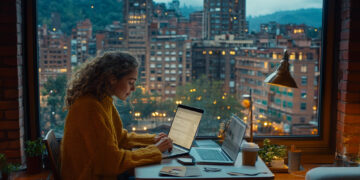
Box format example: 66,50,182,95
61,52,173,180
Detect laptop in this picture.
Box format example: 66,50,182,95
162,104,204,158
191,115,246,164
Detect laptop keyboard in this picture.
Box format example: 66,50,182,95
196,149,228,161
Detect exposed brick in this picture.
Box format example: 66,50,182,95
339,61,360,71
338,112,360,124
0,57,18,66
0,67,18,78
339,80,360,91
0,101,19,110
342,19,350,30
0,121,19,130
343,123,360,135
3,89,19,99
3,150,20,159
344,143,360,154
0,1,16,17
339,90,360,102
7,130,19,139
341,30,350,40
338,101,360,114
0,33,17,45
341,71,360,82
340,40,349,50
1,79,19,88
5,110,19,120
344,134,360,144
341,9,351,20
339,50,349,60
0,46,17,56
348,42,360,52
347,50,360,60
0,24,16,33
0,140,20,149
0,131,5,138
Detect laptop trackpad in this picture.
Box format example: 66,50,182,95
162,146,188,158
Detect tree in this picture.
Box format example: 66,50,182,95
40,74,68,135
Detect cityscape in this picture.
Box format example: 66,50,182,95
38,0,322,137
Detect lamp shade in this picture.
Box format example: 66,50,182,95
264,50,298,88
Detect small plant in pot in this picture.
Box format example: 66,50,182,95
0,153,20,180
25,138,46,174
258,138,287,168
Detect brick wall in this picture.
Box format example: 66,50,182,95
0,0,25,164
336,0,360,161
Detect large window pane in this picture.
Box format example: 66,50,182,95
37,0,323,138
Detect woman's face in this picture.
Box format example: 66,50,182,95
112,69,138,100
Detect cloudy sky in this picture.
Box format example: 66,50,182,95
154,0,323,17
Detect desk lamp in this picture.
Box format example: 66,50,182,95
264,49,298,88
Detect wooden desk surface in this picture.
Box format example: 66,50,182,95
135,151,274,180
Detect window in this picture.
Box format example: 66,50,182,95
300,103,307,110
301,90,307,99
36,0,325,140
301,76,308,85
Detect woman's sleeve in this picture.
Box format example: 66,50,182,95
77,103,162,175
112,107,158,149
122,130,157,148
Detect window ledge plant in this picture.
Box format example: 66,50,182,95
0,153,20,180
258,138,287,168
25,138,46,174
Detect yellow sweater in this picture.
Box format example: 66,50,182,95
61,95,162,180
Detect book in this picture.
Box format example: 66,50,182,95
159,166,201,177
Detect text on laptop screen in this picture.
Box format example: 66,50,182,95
168,106,202,149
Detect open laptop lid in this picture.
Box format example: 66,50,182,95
221,114,247,161
168,104,204,150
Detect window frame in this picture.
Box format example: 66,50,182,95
25,0,338,163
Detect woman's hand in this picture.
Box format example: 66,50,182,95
154,132,167,143
155,137,173,152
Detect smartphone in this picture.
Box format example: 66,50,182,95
177,158,195,165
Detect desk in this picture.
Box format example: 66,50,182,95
135,150,274,179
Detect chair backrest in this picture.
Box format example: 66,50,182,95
44,129,61,180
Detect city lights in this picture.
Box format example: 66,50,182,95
36,0,322,137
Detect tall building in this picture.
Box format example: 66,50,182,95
192,34,254,93
70,19,93,66
38,24,71,87
148,34,192,100
203,0,246,40
124,0,153,85
235,47,320,135
95,21,126,55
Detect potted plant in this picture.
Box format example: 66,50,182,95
0,153,19,180
258,138,287,168
25,138,46,174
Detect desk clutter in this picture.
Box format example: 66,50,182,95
159,165,270,177
159,166,201,177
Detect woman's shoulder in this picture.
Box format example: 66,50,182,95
70,95,113,111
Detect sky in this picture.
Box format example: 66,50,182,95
154,0,323,17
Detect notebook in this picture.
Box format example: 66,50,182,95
162,104,204,158
191,115,246,164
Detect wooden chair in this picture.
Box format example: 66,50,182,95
44,129,61,180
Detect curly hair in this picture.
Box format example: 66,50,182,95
65,51,139,109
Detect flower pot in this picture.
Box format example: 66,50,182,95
26,156,42,174
270,159,284,168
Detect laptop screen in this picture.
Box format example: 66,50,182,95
222,115,247,160
168,105,203,149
